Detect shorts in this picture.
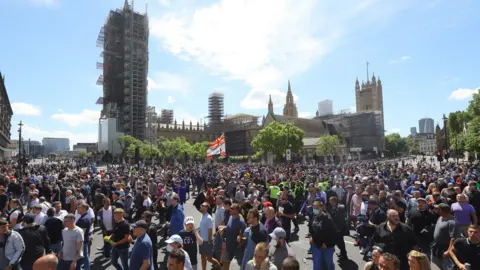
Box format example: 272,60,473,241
199,242,213,258
222,248,243,262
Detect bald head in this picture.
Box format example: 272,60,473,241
33,254,58,270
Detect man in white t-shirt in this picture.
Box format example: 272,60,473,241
33,205,47,225
58,214,84,269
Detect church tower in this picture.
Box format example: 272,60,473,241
283,80,298,117
355,73,383,114
268,94,274,115
355,72,384,131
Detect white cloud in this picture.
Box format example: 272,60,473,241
390,55,411,64
57,109,63,112
298,112,311,118
12,123,97,149
242,87,299,111
29,0,58,6
11,102,42,116
148,72,191,94
349,106,356,113
51,109,100,127
448,88,479,100
159,0,171,7
151,0,413,110
167,96,175,104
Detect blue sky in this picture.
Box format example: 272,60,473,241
1,0,479,147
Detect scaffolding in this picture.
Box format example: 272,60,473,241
96,0,149,141
159,109,174,124
146,106,157,144
208,92,224,125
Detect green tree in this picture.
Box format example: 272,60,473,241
190,141,210,160
406,137,420,155
162,137,192,160
315,135,341,156
385,133,409,157
75,152,92,159
251,121,304,159
140,142,160,158
117,135,141,156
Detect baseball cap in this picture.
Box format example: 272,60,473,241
165,234,183,244
131,220,148,230
184,216,195,225
414,181,421,185
269,227,287,240
434,203,450,211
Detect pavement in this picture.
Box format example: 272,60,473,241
88,197,366,270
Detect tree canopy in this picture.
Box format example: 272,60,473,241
385,133,414,157
251,121,304,159
316,135,341,156
444,89,480,156
116,134,210,160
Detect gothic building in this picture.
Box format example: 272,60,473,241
355,73,384,129
282,81,298,117
264,81,327,137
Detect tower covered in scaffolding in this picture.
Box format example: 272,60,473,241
208,92,224,131
159,109,174,124
96,0,149,141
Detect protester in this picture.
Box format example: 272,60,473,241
33,254,58,270
130,220,154,270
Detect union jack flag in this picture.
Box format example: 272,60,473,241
96,62,104,69
209,134,225,149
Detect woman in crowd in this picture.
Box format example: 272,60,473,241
407,250,431,270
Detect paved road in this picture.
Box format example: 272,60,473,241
88,198,367,270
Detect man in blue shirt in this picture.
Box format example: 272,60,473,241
130,220,154,270
75,202,91,270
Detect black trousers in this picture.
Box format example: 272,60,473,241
335,231,347,256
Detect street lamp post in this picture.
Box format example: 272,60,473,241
18,121,23,175
442,114,449,152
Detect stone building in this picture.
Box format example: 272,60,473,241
0,71,12,160
263,81,327,137
156,120,220,144
355,73,384,130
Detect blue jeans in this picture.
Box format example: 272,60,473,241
312,245,335,270
111,247,130,270
76,244,90,270
49,242,62,254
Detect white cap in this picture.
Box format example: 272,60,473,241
165,234,183,244
184,216,195,225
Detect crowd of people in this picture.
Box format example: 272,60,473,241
0,156,477,270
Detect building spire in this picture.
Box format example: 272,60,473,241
268,94,274,114
287,80,292,94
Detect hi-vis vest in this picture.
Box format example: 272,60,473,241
269,186,280,199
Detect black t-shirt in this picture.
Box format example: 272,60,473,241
76,214,92,244
369,207,387,225
0,193,8,210
112,220,130,249
178,230,198,265
279,202,295,226
453,238,480,269
44,217,64,244
395,199,407,222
